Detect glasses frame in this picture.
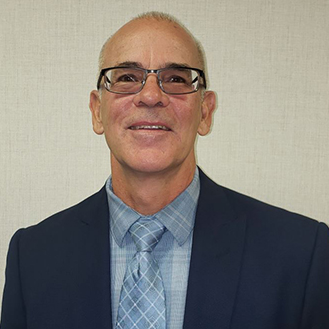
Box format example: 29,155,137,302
96,66,207,95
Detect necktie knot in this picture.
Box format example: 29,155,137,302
129,217,166,252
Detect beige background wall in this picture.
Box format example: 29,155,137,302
1,0,328,304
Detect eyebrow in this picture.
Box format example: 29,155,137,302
164,62,192,69
115,61,143,68
114,61,193,69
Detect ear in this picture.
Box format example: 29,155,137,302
89,90,104,135
197,91,216,136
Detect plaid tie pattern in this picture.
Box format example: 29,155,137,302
116,217,167,329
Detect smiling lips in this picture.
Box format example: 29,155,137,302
129,125,170,131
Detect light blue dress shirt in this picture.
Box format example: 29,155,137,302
105,168,200,329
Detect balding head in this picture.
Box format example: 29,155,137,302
98,12,206,77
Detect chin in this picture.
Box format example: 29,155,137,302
127,160,174,175
112,149,192,175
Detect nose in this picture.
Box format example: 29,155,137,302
133,74,170,108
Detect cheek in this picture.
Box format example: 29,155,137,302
178,102,202,130
100,97,131,131
99,108,113,133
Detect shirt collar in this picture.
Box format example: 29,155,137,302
105,167,200,247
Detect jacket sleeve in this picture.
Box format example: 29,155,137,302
0,229,27,329
301,222,329,329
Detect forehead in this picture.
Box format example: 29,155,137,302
102,19,201,69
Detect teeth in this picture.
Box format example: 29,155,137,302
130,125,169,131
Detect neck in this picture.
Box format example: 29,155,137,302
111,160,196,215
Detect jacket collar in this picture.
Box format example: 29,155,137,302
183,168,247,329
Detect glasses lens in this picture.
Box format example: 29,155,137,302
104,68,145,93
159,68,200,94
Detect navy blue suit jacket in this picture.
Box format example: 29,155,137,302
1,170,329,328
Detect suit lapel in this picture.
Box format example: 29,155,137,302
183,170,247,329
74,187,113,328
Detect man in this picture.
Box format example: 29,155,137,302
1,12,329,329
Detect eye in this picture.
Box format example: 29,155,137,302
160,69,193,85
167,75,187,83
116,74,139,83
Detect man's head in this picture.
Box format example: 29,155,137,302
89,12,216,177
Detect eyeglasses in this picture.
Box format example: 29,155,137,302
97,66,207,95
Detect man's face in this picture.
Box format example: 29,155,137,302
90,19,215,176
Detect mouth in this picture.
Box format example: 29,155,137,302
129,125,171,131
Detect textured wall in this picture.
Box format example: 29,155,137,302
1,0,328,304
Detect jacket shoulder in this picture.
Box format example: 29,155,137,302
19,186,108,238
198,168,327,241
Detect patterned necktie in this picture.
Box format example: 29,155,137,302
116,217,166,329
